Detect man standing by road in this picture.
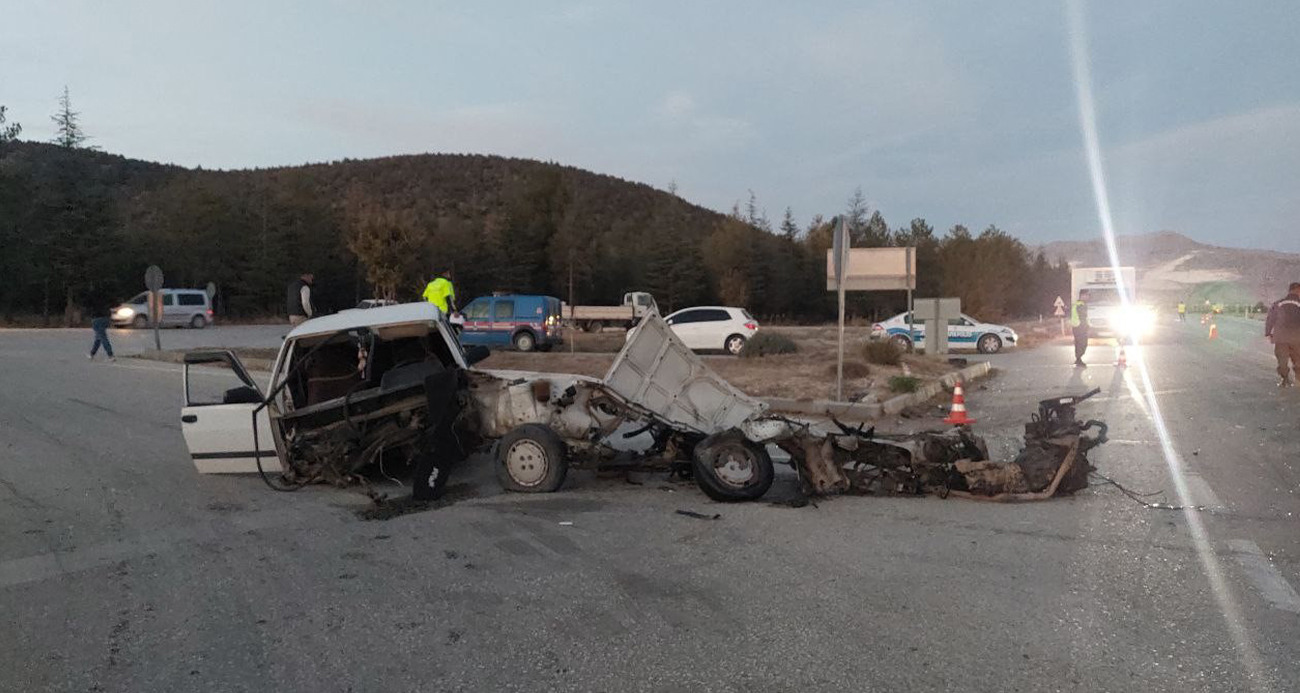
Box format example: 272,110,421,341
1177,301,1187,322
1071,290,1090,367
287,272,314,325
1265,282,1300,388
422,269,456,314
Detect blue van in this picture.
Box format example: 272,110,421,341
459,294,564,352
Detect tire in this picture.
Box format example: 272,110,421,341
977,334,1003,354
691,430,774,502
513,331,537,352
889,334,912,351
495,424,568,493
584,320,603,333
724,334,747,356
131,315,148,329
189,314,207,329
411,449,451,501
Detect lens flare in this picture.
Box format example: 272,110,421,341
1065,1,1273,688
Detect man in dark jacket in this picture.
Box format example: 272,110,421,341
287,273,315,325
1265,282,1300,388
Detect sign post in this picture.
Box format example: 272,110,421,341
832,217,849,401
145,265,164,351
826,241,918,400
1054,295,1066,335
913,298,961,355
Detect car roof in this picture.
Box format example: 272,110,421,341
287,301,444,339
668,306,741,314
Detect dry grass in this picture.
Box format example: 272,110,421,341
480,324,959,402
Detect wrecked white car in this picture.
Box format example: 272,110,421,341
179,303,1108,503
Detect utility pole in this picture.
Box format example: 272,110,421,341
569,249,575,354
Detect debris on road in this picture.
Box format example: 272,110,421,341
675,509,721,520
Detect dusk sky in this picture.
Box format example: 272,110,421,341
4,1,1298,250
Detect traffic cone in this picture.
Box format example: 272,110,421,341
1116,344,1127,368
1208,322,1218,340
943,380,976,426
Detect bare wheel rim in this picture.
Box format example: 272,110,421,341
506,439,548,486
714,446,756,487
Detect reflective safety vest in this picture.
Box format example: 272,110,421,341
1070,300,1085,328
422,277,455,312
1177,303,1186,314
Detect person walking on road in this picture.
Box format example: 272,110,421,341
1177,301,1187,322
1071,290,1090,367
421,269,457,314
287,272,315,326
1265,282,1300,388
86,293,115,362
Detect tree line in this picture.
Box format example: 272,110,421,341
0,94,1068,325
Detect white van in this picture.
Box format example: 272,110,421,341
112,289,213,329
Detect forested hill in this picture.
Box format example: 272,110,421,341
0,140,1066,323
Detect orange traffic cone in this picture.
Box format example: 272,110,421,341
943,380,976,426
1117,344,1128,368
1208,322,1218,340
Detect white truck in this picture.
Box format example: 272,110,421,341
562,291,658,332
1070,266,1153,337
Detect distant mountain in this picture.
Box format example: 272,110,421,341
1036,231,1300,305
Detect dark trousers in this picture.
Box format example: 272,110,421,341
1178,312,1186,322
90,317,114,358
1277,342,1300,380
1072,327,1089,362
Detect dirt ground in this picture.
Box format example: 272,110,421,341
483,325,960,402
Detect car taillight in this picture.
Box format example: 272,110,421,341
207,309,214,316
744,321,757,330
871,323,882,332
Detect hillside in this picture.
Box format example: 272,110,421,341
1038,231,1300,305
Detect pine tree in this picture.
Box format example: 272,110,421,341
779,207,798,239
50,87,91,149
0,105,20,143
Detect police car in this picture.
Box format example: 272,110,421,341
871,312,1018,354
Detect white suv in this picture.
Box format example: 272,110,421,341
663,306,759,355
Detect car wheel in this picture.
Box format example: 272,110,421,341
495,424,568,493
724,334,747,355
889,334,912,351
189,315,207,329
691,430,774,502
411,449,451,500
584,320,603,333
132,315,148,329
977,334,1003,354
513,331,536,352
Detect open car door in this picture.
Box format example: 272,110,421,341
180,350,276,474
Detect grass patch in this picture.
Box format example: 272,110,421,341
739,332,798,358
827,360,871,379
888,375,921,393
862,340,902,365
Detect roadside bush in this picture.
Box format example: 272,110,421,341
739,332,798,358
828,360,871,379
862,340,902,366
888,375,921,394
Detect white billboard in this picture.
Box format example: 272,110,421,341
826,247,917,291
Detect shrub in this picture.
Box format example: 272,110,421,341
862,340,902,366
828,360,871,379
739,332,798,358
888,375,921,393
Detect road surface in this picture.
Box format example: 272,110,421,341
1,317,1297,692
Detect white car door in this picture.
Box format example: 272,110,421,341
180,350,277,474
948,315,978,349
667,310,706,349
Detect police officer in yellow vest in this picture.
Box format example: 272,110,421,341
1071,290,1090,367
1177,301,1186,322
421,269,456,314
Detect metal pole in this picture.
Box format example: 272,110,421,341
151,290,161,351
569,249,575,354
906,246,914,351
837,274,846,401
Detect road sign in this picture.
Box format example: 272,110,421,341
205,281,217,299
1054,306,1065,317
1054,296,1066,309
830,216,847,286
145,265,164,291
826,247,917,291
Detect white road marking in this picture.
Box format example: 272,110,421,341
1229,539,1300,615
1182,473,1223,509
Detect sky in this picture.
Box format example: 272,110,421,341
3,1,1298,250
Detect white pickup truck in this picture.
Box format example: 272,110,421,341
562,291,658,332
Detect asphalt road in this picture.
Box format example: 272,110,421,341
2,317,1297,692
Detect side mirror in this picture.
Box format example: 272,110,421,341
464,345,491,366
